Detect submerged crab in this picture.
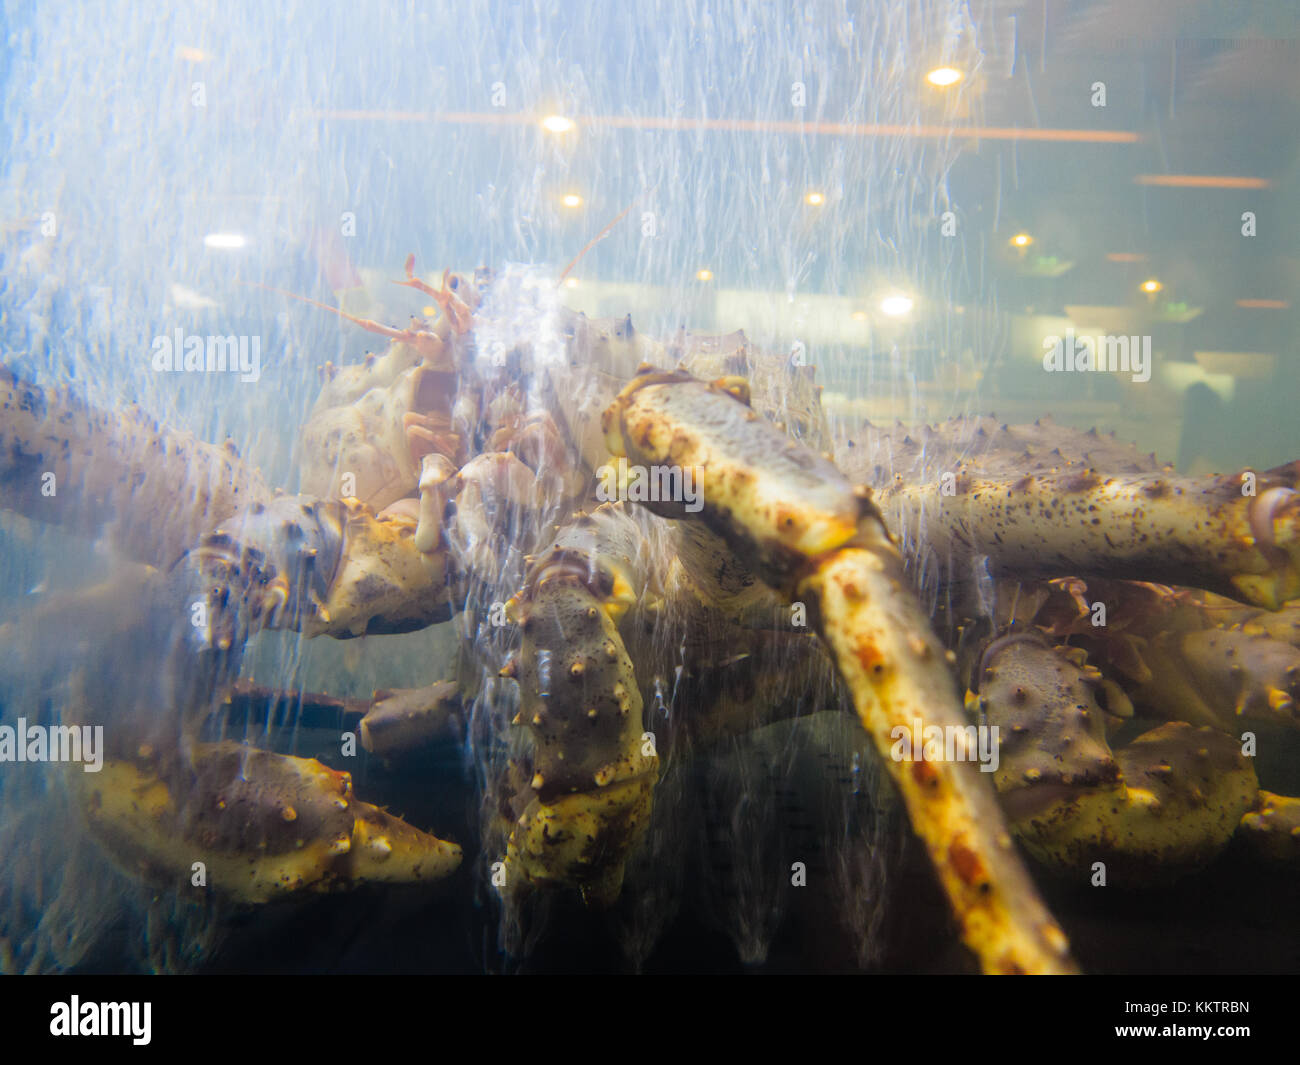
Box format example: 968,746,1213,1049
1,257,1297,974
842,417,1300,881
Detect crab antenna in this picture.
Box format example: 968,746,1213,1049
239,279,356,322
558,201,637,285
237,279,416,342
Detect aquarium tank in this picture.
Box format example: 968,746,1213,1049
0,0,1297,979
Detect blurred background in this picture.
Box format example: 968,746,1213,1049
3,0,1297,486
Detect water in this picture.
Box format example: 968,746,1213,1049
0,1,1297,974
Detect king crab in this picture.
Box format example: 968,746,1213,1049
1,255,1296,974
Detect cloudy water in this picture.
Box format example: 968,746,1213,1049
0,1,1297,976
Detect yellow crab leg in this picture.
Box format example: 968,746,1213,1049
73,741,460,903
603,369,1076,974
883,464,1300,610
498,504,658,905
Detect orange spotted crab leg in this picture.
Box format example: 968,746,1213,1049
602,369,1077,974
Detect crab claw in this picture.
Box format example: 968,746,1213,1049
1239,791,1300,865
74,741,461,902
172,495,346,652
175,491,455,644
977,636,1259,882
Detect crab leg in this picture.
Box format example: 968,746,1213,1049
1232,601,1300,646
1239,792,1300,865
0,367,271,567
602,370,1076,975
843,418,1300,610
973,634,1259,881
360,680,463,755
213,679,464,756
890,468,1299,609
1130,628,1300,729
498,503,659,905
